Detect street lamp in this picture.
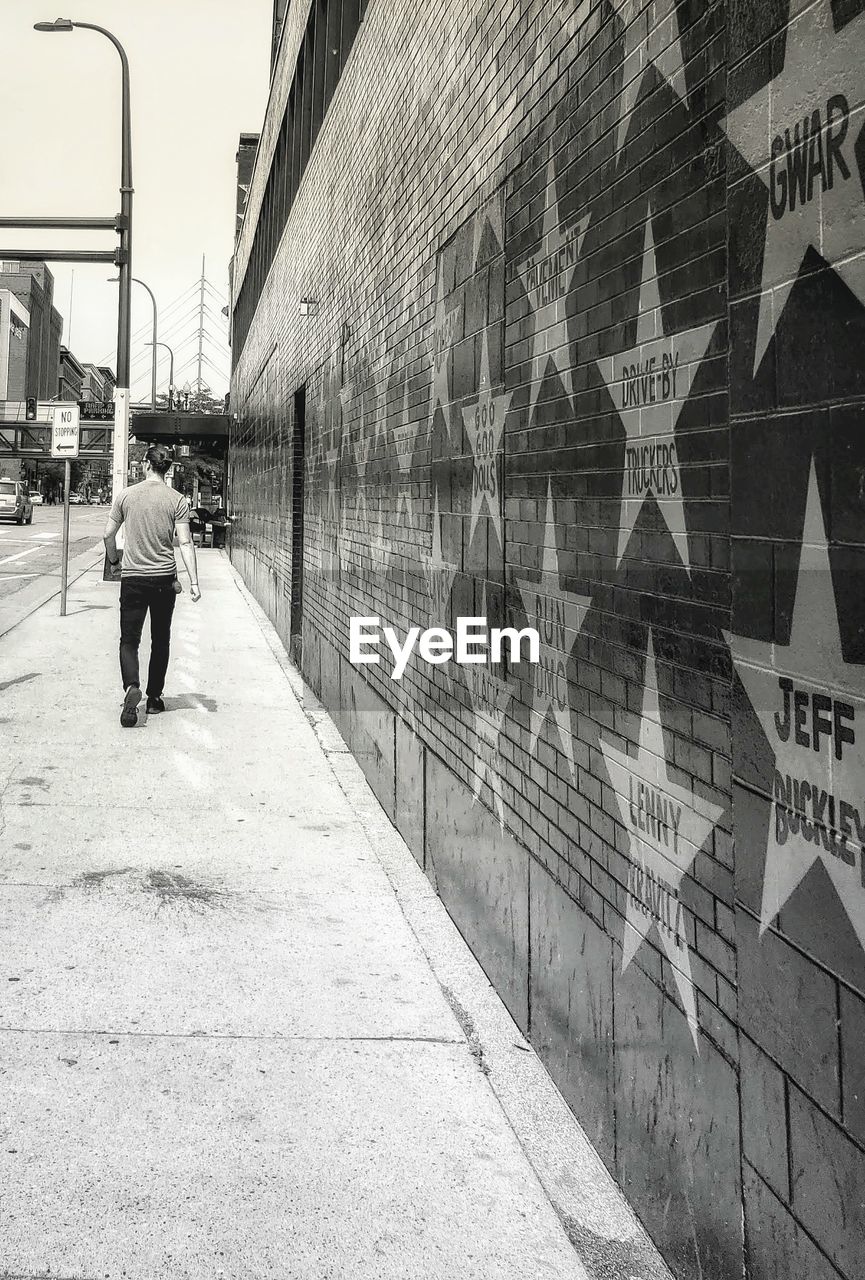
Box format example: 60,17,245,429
108,275,156,409
36,17,133,500
146,341,175,410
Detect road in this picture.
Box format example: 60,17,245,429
0,503,105,604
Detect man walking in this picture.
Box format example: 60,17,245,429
103,445,201,728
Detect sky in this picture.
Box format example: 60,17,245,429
0,1,273,399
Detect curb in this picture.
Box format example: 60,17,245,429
0,540,105,642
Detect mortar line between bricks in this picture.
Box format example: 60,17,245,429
736,896,865,1007
0,1027,465,1044
745,1159,848,1280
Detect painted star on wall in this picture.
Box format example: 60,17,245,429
601,630,725,1051
316,357,342,530
461,325,512,545
472,191,504,269
516,158,588,420
596,209,716,575
514,482,591,780
424,488,459,628
609,0,688,157
726,461,865,950
392,368,417,529
372,353,393,448
428,266,463,445
368,501,391,578
323,435,340,527
352,422,372,529
721,0,865,374
466,663,512,830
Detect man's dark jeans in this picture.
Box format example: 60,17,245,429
120,575,177,698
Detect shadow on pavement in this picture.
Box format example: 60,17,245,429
162,694,219,713
0,672,39,694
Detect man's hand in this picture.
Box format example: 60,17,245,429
190,584,202,603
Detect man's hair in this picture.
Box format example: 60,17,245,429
145,445,173,476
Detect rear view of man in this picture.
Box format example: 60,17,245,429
104,445,201,728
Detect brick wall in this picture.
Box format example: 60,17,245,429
229,2,865,1276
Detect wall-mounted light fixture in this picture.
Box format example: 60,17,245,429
300,297,318,317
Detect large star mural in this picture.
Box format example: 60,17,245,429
352,417,372,529
368,500,391,578
372,353,393,447
726,461,865,948
392,367,417,529
473,191,504,269
461,325,512,546
465,586,512,829
601,630,725,1050
424,488,459,629
467,666,511,831
721,0,865,374
516,158,588,419
609,0,688,158
513,482,591,780
428,266,463,445
596,209,716,574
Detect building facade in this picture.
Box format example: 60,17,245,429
0,260,63,401
58,346,84,402
0,290,30,400
229,3,865,1278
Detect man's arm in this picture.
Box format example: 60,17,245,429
103,513,122,565
177,521,201,602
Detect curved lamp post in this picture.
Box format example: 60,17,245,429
146,341,175,409
36,18,133,498
109,275,156,409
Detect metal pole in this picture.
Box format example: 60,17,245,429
0,215,122,230
147,340,174,409
131,277,158,409
64,24,132,501
114,30,133,503
60,458,71,616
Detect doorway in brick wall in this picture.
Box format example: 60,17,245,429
289,384,305,665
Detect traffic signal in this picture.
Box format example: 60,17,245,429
25,397,37,422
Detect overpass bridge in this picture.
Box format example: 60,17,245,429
0,404,230,476
0,401,115,469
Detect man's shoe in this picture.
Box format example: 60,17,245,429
120,685,142,728
146,696,165,714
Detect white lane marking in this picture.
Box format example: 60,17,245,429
0,572,40,581
0,546,43,568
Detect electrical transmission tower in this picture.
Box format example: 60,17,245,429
195,255,207,394
98,260,231,406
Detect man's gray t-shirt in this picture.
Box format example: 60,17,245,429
110,481,190,578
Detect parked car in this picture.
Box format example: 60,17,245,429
0,478,33,524
29,491,44,506
68,492,85,505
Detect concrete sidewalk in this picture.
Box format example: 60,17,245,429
0,552,666,1280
